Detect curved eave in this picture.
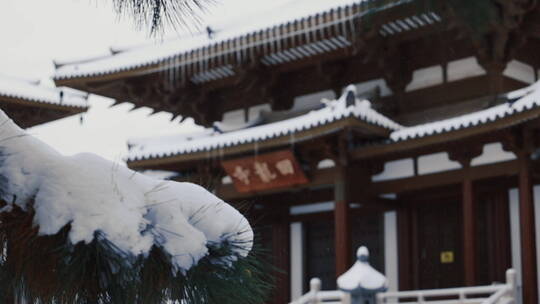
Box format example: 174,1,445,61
127,117,391,170
0,94,87,112
352,103,540,160
0,95,88,128
53,0,433,85
54,62,163,86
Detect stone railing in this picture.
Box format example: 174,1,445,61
290,246,518,304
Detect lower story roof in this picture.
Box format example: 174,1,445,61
0,75,88,127
126,81,540,166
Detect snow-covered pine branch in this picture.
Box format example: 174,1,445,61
0,108,253,273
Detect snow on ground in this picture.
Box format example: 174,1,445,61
0,109,252,273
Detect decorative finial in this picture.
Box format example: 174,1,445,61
357,246,369,262
345,85,357,107
206,26,215,39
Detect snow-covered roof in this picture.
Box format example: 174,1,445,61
54,0,425,82
0,75,88,109
127,86,401,162
390,81,540,141
127,81,540,163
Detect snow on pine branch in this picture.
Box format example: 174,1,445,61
0,109,252,273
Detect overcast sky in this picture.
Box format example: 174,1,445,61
0,0,294,163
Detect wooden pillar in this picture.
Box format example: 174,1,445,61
272,211,290,304
462,161,476,286
334,172,351,277
334,133,353,277
450,148,481,287
397,204,412,290
518,153,538,304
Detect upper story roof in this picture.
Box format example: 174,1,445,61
0,75,88,127
53,0,540,129
53,0,381,81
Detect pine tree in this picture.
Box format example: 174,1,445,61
111,0,215,35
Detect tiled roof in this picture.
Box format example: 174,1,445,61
390,82,540,141
54,0,431,83
126,86,401,162
127,81,540,162
0,75,88,109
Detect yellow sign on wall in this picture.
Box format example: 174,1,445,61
440,251,454,264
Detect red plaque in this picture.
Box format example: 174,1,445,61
221,150,309,193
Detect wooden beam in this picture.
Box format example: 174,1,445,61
518,153,538,304
263,188,334,205
369,160,519,195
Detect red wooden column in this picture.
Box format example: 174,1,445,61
397,204,413,290
271,210,291,304
461,161,476,286
450,149,481,287
334,135,353,277
334,171,351,277
518,152,538,304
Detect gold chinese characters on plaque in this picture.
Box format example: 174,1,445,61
221,150,309,193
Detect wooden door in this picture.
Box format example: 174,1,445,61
304,220,336,290
416,199,463,289
475,188,511,285
351,213,385,272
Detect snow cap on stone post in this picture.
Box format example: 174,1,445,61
337,246,388,293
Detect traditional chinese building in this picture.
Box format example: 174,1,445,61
53,1,540,303
0,75,88,128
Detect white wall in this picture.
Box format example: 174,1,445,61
406,65,443,92
534,186,540,300
371,143,518,184
447,57,486,82
372,158,414,182
504,60,535,85
471,142,516,166
290,201,334,215
384,211,399,291
290,222,304,301
417,152,461,175
355,78,393,97
508,185,540,304
293,90,335,112
509,188,524,304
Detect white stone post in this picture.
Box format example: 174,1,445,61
337,246,388,304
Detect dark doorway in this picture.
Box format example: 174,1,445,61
407,183,512,290
351,212,385,272
304,220,335,291
415,197,463,289
475,186,512,285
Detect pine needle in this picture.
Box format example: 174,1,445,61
110,0,217,36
